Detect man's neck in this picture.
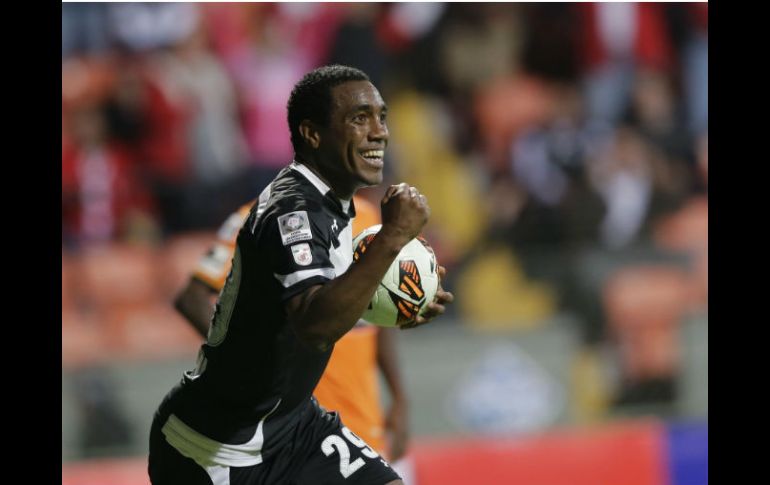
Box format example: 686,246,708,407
294,155,355,201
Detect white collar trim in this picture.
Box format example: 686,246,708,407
290,161,331,196
290,161,351,211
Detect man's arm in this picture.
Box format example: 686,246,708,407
174,278,217,339
376,327,410,461
286,184,436,351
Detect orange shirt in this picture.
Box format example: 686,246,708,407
192,202,253,290
191,195,386,453
313,196,385,453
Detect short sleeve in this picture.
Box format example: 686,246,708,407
259,206,337,302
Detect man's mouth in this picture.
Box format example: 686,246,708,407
360,150,385,168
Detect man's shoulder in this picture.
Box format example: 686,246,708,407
245,175,333,248
267,169,326,215
258,194,326,239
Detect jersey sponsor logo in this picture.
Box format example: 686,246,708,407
291,243,313,266
277,211,312,245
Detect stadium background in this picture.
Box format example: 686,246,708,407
61,3,707,484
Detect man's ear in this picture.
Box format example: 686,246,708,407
298,120,321,150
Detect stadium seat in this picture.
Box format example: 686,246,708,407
157,231,217,298
78,243,162,308
62,308,113,369
653,197,707,252
653,196,708,308
456,245,557,329
603,265,691,387
62,250,77,314
108,302,201,361
473,75,553,172
66,240,210,364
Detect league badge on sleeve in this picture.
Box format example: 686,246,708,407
291,243,313,266
278,211,313,245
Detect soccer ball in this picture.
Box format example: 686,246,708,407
352,225,440,327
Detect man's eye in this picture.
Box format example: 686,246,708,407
353,114,367,123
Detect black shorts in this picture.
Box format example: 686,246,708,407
149,398,400,485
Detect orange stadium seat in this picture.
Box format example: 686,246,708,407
75,243,168,360
62,308,114,370
108,302,201,361
653,196,708,308
68,240,212,363
653,197,707,251
603,265,691,381
62,250,77,314
157,232,217,298
473,75,554,171
78,243,162,308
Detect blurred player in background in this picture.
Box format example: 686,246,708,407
174,194,416,481
148,65,452,485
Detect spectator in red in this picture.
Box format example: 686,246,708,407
62,104,157,247
102,56,192,234
575,3,674,135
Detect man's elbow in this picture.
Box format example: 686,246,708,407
291,319,341,352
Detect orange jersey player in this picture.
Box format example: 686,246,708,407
174,195,413,469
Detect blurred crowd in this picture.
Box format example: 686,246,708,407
62,3,707,416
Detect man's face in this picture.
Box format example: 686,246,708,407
317,81,389,196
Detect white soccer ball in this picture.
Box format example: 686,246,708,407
352,224,440,327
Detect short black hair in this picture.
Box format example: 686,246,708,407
287,65,371,153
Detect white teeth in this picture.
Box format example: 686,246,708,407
361,150,384,159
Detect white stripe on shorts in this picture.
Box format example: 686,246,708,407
205,464,231,485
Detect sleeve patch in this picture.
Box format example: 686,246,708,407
277,211,313,245
291,243,313,266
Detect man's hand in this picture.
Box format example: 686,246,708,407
399,265,455,330
379,183,430,249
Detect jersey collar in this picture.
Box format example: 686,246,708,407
290,161,330,195
290,161,353,216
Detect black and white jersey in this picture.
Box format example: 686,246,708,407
160,162,356,468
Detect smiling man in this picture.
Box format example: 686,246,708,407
148,65,453,485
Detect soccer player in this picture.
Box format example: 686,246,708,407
173,194,414,476
148,65,453,485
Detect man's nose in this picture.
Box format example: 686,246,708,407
369,119,389,141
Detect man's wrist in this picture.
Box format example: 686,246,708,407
377,225,412,253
